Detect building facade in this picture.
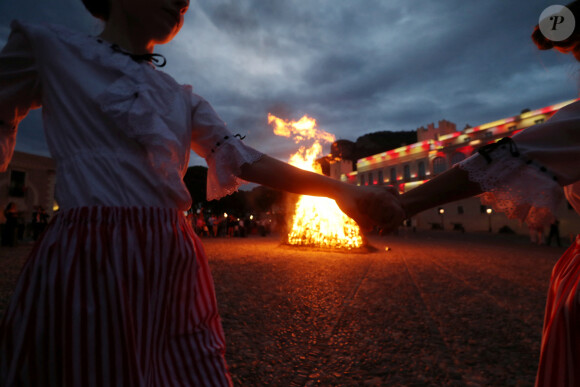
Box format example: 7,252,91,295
336,98,580,238
0,151,57,224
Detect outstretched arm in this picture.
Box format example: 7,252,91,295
238,154,405,231
239,154,346,197
400,166,483,219
401,103,580,222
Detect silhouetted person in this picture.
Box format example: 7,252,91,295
31,206,49,240
2,202,18,247
547,219,561,247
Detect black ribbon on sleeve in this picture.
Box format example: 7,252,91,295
477,137,558,182
477,137,520,164
211,134,247,153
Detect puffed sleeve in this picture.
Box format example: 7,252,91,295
0,21,42,172
456,101,580,227
189,94,264,200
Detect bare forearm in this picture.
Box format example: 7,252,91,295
239,154,406,231
238,155,343,198
401,166,483,218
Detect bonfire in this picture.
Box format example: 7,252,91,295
268,114,364,250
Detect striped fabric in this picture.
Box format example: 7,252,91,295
0,206,232,386
536,236,580,387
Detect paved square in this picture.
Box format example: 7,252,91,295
0,231,566,385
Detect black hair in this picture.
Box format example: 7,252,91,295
81,0,111,21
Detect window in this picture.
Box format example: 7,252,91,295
433,157,447,174
390,168,397,183
403,165,411,181
377,170,383,185
368,172,374,185
457,205,464,215
360,173,365,186
535,118,545,124
418,161,426,179
480,205,487,214
9,170,25,197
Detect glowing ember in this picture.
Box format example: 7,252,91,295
268,114,364,249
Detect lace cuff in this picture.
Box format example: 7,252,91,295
205,137,264,201
457,144,563,228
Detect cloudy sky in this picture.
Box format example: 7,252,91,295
1,0,578,166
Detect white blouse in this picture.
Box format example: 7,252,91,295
458,100,580,228
0,21,263,211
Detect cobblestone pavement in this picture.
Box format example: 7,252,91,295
0,231,568,386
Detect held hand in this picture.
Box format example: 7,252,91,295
335,184,405,232
360,185,406,233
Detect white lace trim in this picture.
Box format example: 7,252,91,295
457,147,563,228
205,138,265,201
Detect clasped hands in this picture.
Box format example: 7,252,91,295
335,184,406,233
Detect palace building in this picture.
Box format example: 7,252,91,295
331,98,580,239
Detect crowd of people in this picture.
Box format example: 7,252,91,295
186,211,272,238
0,203,49,246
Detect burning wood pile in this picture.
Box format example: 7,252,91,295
268,114,364,250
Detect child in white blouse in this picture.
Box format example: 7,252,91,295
0,0,403,385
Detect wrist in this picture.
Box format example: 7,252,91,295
329,179,352,200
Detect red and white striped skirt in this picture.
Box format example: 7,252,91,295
0,206,232,386
536,235,580,387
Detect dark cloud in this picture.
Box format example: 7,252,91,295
1,0,578,164
205,2,260,36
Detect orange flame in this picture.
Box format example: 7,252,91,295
268,113,336,144
269,113,363,249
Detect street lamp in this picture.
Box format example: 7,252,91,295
438,207,445,229
486,207,493,232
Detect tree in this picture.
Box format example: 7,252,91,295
246,186,284,214
354,130,417,160
183,165,208,209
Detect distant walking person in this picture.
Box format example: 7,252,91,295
546,219,562,247
31,205,49,240
1,202,18,247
